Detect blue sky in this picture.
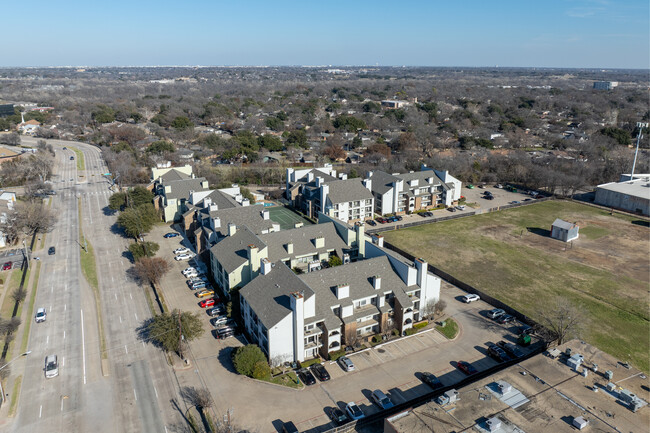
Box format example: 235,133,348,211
3,0,648,68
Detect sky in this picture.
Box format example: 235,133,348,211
2,0,649,68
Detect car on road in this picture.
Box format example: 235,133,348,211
174,253,194,261
199,299,217,308
498,314,514,324
345,402,364,420
487,344,510,362
48,246,56,255
196,289,214,298
281,421,299,433
420,372,443,389
371,389,394,410
62,147,67,150
329,407,349,425
207,305,226,316
487,308,505,319
497,341,525,358
69,156,74,160
173,247,190,255
457,361,478,375
310,363,330,381
216,327,234,339
461,294,480,303
2,262,11,271
338,356,355,372
297,368,316,386
211,315,229,327
45,355,59,378
35,307,47,323
366,219,377,226
163,232,179,238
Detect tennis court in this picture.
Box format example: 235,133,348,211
267,206,314,230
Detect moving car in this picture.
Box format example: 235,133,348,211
163,232,179,238
371,389,394,410
35,307,47,323
420,372,443,389
45,355,59,378
497,340,525,358
48,246,56,255
338,356,355,372
195,289,214,298
457,360,478,375
328,407,349,425
199,299,216,308
345,402,364,420
173,247,190,255
174,253,193,261
498,314,514,324
462,294,480,303
2,262,11,271
310,363,330,381
487,308,505,319
297,368,316,386
487,343,509,362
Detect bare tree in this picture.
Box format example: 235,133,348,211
11,288,27,305
0,132,20,146
181,386,214,433
132,257,170,287
538,297,585,345
16,201,57,238
434,299,447,317
0,208,20,245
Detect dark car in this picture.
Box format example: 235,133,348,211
329,407,349,425
447,207,457,212
498,314,514,324
457,361,478,375
310,363,330,381
69,156,74,160
421,211,433,217
485,195,495,200
281,421,299,433
297,368,316,386
497,341,525,358
163,232,179,238
48,246,56,255
420,372,443,389
366,219,377,226
487,344,510,362
389,216,399,222
395,215,403,221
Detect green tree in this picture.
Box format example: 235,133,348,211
285,130,308,149
112,141,134,154
232,345,268,378
333,115,366,132
128,241,160,261
328,255,343,267
258,135,284,151
171,116,193,131
92,105,116,124
362,101,381,113
252,361,271,380
276,111,288,121
234,130,259,151
240,187,256,204
117,204,158,238
351,136,362,149
265,117,284,131
145,309,204,358
600,127,632,146
146,140,175,154
109,187,153,211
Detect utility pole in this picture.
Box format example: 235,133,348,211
630,122,648,180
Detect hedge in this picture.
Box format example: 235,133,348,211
328,349,346,361
299,358,321,368
413,320,428,330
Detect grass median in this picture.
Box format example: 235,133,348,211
20,261,41,353
69,146,85,171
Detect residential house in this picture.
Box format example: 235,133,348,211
367,165,462,215
151,165,210,222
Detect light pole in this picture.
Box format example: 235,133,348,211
0,351,32,404
630,122,648,180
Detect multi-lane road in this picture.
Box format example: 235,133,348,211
8,138,183,433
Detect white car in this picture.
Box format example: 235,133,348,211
182,267,197,275
35,307,47,323
456,205,466,211
174,253,193,261
184,271,199,278
173,247,190,255
462,294,480,303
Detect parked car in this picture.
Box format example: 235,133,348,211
462,294,480,303
495,184,504,189
456,205,466,211
487,344,509,362
447,207,457,212
35,307,47,323
163,232,179,238
328,407,349,425
487,308,505,319
366,220,377,226
199,299,217,308
371,389,394,410
211,315,229,327
478,184,485,189
196,289,215,298
175,253,193,261
216,327,234,339
297,368,316,386
173,247,190,255
510,201,521,205
457,361,478,375
466,184,475,189
345,402,364,420
497,341,525,358
182,267,198,275
48,246,56,255
395,215,403,221
310,363,330,381
498,314,514,324
207,305,226,316
338,356,355,372
421,211,434,217
191,282,208,291
485,195,495,200
184,271,199,278
420,372,443,389
376,217,388,224
281,421,299,433
188,276,209,284
45,355,59,378
2,262,11,271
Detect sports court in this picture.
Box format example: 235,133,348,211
267,206,313,230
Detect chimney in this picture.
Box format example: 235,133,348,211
294,222,304,228
248,244,260,274
242,198,250,207
339,173,348,180
203,197,212,208
336,283,349,300
290,291,305,362
260,258,272,275
372,276,381,290
211,217,221,229
228,223,237,236
307,172,314,182
315,176,323,187
261,210,270,220
356,223,365,258
363,178,372,191
415,257,428,291
286,243,293,254
209,204,219,212
313,237,324,248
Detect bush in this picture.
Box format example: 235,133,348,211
232,345,267,377
404,328,418,336
252,360,271,380
413,321,428,330
392,329,400,336
328,349,346,361
299,358,321,368
128,241,160,261
371,335,381,344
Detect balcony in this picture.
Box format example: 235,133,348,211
304,326,323,337
304,340,323,350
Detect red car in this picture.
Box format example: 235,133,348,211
457,361,478,375
2,262,11,271
199,298,217,308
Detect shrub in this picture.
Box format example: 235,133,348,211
413,321,428,330
392,329,400,336
299,358,321,368
328,349,346,361
232,345,267,377
252,360,271,380
371,335,381,344
404,328,418,336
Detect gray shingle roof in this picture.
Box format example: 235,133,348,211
202,205,276,237
240,262,315,329
552,219,577,230
396,169,441,184
199,189,239,210
260,222,348,262
369,170,401,195
163,178,209,200
157,168,191,182
210,227,266,273
325,179,373,204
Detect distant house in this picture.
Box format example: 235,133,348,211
551,219,579,242
593,81,618,90
381,100,413,109
17,119,40,135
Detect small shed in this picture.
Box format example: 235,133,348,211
551,218,579,242
573,416,589,429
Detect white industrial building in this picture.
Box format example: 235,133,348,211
594,174,650,216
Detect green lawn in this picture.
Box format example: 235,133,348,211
383,200,650,372
436,318,459,339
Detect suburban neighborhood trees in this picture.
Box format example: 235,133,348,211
144,309,204,359
132,257,170,287
116,203,158,239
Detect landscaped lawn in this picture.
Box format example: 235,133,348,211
383,200,650,372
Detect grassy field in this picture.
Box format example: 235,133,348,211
383,200,650,372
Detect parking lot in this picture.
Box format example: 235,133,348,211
151,224,542,432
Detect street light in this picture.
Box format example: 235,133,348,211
0,350,32,404
630,122,648,180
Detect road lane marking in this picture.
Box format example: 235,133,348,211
115,293,117,300
133,389,137,401
63,331,65,340
46,336,49,345
125,345,128,354
64,304,66,311
119,316,122,323
39,405,42,418
61,398,64,412
134,313,138,321
129,293,132,300
62,357,64,367
81,309,86,385
165,427,168,433
153,386,158,398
